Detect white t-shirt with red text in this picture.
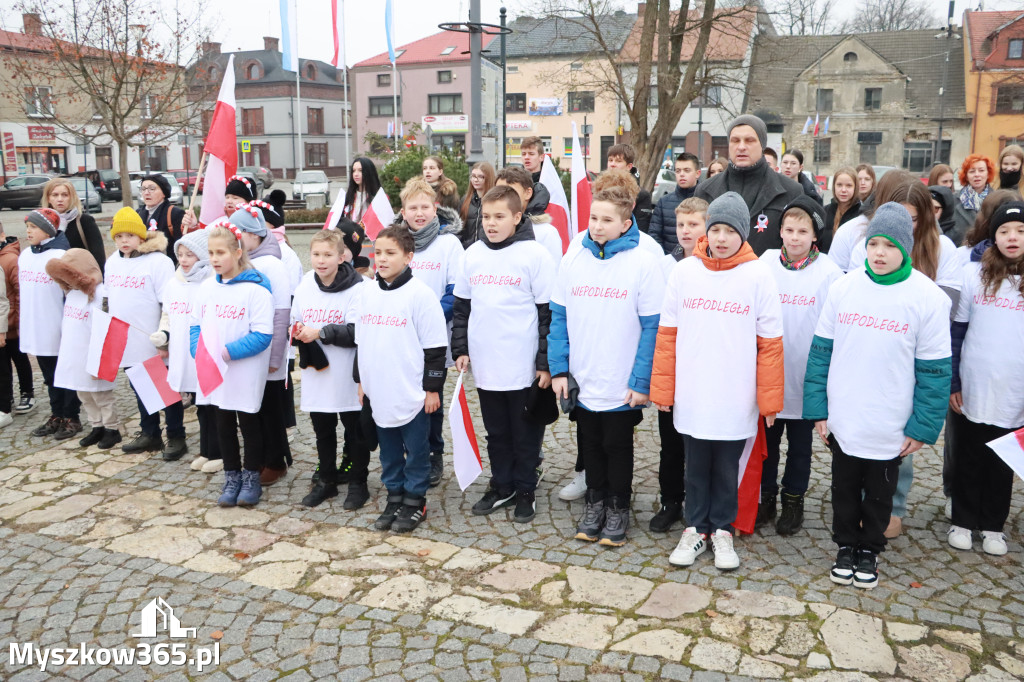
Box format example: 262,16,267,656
17,246,66,356
162,274,209,393
55,285,116,392
105,251,174,367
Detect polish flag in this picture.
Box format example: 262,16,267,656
988,427,1024,481
125,356,182,414
323,190,348,230
448,372,483,491
330,0,345,68
86,310,130,382
362,187,395,240
540,155,571,253
195,327,228,398
734,419,768,535
801,116,813,135
198,54,238,227
812,113,820,137
569,121,591,236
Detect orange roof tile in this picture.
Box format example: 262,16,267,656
353,30,496,68
964,10,1024,63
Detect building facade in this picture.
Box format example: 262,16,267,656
963,11,1024,160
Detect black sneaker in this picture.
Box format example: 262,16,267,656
830,546,856,585
78,426,105,447
853,549,879,590
162,436,188,462
336,454,353,485
311,463,321,486
574,490,606,542
343,481,370,510
649,500,683,533
301,482,339,508
428,452,444,488
31,415,60,437
97,429,122,450
755,491,777,529
392,496,427,533
513,491,536,524
599,497,630,547
374,493,404,531
121,431,164,454
472,488,516,516
15,394,35,415
53,417,83,441
775,492,805,536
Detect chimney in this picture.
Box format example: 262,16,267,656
201,41,221,56
264,36,279,52
23,12,42,35
636,2,645,18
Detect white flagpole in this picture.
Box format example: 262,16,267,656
295,0,303,174
342,0,351,174
391,0,398,153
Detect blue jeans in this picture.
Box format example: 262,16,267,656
376,408,432,498
428,387,445,455
762,418,814,496
891,452,913,517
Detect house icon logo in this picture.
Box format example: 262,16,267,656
132,598,197,639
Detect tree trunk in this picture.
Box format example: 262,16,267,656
117,141,132,209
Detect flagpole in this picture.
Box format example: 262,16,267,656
391,0,398,153
185,151,208,233
341,0,351,177
294,0,303,176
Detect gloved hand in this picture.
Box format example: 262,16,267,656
149,330,169,348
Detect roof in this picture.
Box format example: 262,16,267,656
505,12,636,59
202,49,344,86
0,27,138,61
618,6,760,63
964,10,1024,63
353,30,496,69
745,29,968,121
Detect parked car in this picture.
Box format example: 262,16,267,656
130,172,184,206
167,169,203,195
238,165,274,190
0,174,52,209
292,170,330,202
652,167,679,203
69,169,122,201
66,176,103,213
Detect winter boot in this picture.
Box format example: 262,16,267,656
97,428,122,450
599,496,630,547
574,490,606,542
428,452,444,488
775,491,805,536
343,481,370,510
236,469,263,507
78,427,105,447
649,499,683,533
301,480,339,508
754,490,777,530
217,471,243,507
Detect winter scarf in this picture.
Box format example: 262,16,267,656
864,248,912,285
409,215,441,252
959,184,990,212
780,244,820,271
58,208,80,233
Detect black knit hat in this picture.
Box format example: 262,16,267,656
988,201,1024,241
142,173,172,202
249,199,283,228
337,217,363,259
782,195,828,238
225,175,256,202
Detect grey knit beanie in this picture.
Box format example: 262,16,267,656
727,114,768,149
176,228,210,262
706,191,751,243
866,202,914,256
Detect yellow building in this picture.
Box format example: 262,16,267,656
963,10,1024,159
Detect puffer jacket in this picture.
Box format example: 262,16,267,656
649,185,696,254
0,236,20,335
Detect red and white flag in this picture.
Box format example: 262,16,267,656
988,427,1024,481
362,187,395,240
195,327,228,398
86,310,130,382
569,121,592,236
330,0,346,68
125,356,181,414
734,420,768,535
540,155,571,253
448,371,483,491
323,190,348,231
199,54,238,227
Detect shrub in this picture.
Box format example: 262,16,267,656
379,147,469,210
284,208,329,224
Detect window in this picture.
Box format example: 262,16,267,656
441,46,455,55
140,94,158,119
25,86,53,117
563,137,591,157
437,70,452,84
506,65,518,73
649,85,659,108
1009,39,1023,59
816,88,833,112
377,73,391,87
307,107,324,135
95,146,113,170
694,85,722,107
568,91,595,113
341,108,351,129
813,138,831,164
864,88,882,111
843,51,858,63
902,141,932,172
241,107,264,135
570,62,583,71
304,63,317,80
369,96,400,117
305,142,327,168
995,85,1024,113
428,93,462,114
540,137,552,154
859,143,877,165
505,92,526,113
246,63,261,80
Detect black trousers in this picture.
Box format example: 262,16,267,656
0,339,12,413
36,355,80,419
657,408,686,504
6,335,34,400
310,410,370,484
215,407,261,472
950,410,1017,533
478,388,545,495
829,435,900,554
763,418,815,496
196,403,221,460
576,408,642,501
941,407,960,498
682,435,745,535
258,380,292,469
284,358,297,428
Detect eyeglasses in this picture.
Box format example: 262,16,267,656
141,185,159,192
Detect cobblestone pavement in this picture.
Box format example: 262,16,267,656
0,362,1023,682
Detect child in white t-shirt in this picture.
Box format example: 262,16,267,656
757,196,841,536
453,185,555,524
494,166,564,266
651,191,784,572
804,203,951,590
549,186,665,547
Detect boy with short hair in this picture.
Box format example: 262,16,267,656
606,143,653,233
764,148,778,171
651,153,701,254
549,186,665,547
495,166,563,264
804,203,951,589
651,191,784,571
452,185,555,523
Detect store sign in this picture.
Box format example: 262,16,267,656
528,98,562,116
27,125,55,142
421,114,468,133
2,133,15,173
506,120,531,131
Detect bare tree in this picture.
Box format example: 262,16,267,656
0,0,212,206
847,0,939,32
767,0,841,35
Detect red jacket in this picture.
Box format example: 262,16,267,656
0,236,20,336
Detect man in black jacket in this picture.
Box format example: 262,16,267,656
606,144,653,233
136,173,186,264
649,152,700,253
696,115,803,255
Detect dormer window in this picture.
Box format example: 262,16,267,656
844,51,858,63
305,63,317,80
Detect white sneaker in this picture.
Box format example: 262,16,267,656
669,527,707,566
981,531,1008,556
0,411,12,429
944,497,953,521
947,525,972,550
711,529,740,571
558,470,587,501
190,456,210,471
201,458,224,473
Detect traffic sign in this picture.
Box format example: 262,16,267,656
241,140,251,153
